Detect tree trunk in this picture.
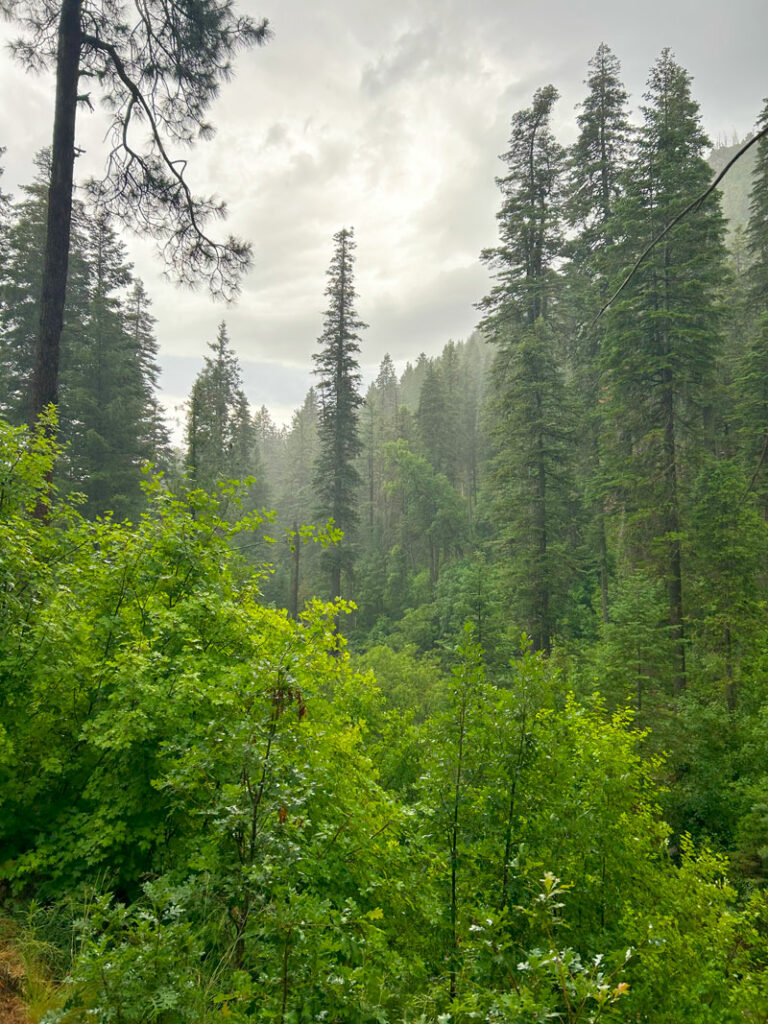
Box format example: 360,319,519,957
31,0,82,424
533,395,550,653
662,379,686,695
290,522,300,619
331,557,341,603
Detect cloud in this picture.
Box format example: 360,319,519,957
2,0,768,429
360,25,443,96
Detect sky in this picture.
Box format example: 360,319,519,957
1,0,767,433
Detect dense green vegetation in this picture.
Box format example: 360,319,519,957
1,40,768,1023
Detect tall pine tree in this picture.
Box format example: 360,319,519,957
186,322,261,497
565,43,632,623
601,50,728,693
313,228,366,601
738,98,768,508
480,86,574,652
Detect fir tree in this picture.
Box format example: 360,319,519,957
0,176,50,425
0,168,168,516
738,98,768,506
567,44,632,249
480,86,574,652
60,211,155,518
374,353,401,444
417,360,449,476
0,157,89,426
480,85,565,330
565,44,632,622
186,323,260,495
313,228,366,600
0,147,11,265
601,50,728,692
124,279,171,471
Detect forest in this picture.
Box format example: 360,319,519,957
1,4,768,1022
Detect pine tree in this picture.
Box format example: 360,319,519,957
601,50,728,693
738,98,768,506
0,167,169,515
0,147,11,265
313,228,366,600
479,86,574,652
59,211,160,517
0,157,88,426
417,361,449,476
565,44,632,622
186,322,260,495
123,279,171,471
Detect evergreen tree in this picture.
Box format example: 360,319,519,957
186,322,260,495
279,388,321,615
601,50,728,693
565,44,632,622
479,86,574,652
746,100,768,300
0,167,168,516
0,177,50,425
313,228,366,600
399,352,430,412
253,404,283,493
416,360,449,476
0,147,10,264
0,157,89,426
480,85,564,329
374,353,400,443
123,279,171,471
59,210,150,517
738,98,768,506
567,44,632,250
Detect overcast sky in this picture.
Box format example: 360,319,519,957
1,0,766,431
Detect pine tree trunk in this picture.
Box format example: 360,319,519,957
32,0,81,424
331,558,341,602
533,396,550,653
598,513,610,624
662,379,686,694
290,522,300,619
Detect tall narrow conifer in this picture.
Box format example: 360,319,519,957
565,44,632,622
480,87,574,652
313,228,366,600
602,50,728,693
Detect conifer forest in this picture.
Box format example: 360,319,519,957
2,4,768,1021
